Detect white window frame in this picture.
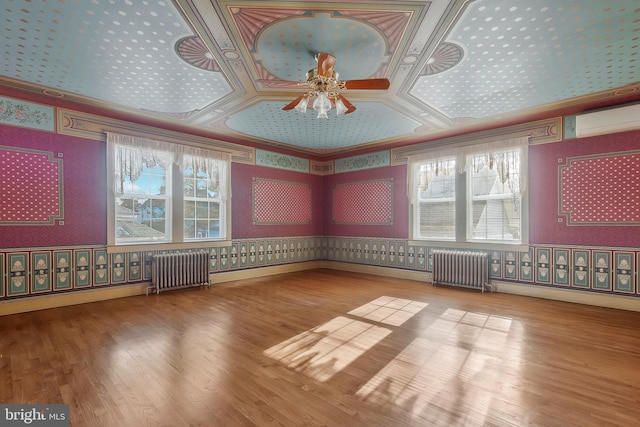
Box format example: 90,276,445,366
106,132,231,251
408,137,529,251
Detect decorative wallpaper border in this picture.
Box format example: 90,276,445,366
256,149,309,173
0,95,55,132
1,238,638,302
335,151,391,173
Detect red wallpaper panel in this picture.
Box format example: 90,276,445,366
0,125,106,248
0,146,63,224
333,179,393,224
323,165,408,238
253,179,312,224
232,163,323,239
530,129,640,247
560,152,640,224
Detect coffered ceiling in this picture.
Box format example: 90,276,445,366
1,0,639,155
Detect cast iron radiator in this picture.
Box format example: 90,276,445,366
149,251,210,295
432,249,491,292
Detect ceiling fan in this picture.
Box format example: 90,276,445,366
282,52,390,119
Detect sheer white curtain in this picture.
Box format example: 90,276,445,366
106,132,230,199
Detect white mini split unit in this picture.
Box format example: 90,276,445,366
575,103,640,138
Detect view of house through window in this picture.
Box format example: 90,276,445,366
411,137,528,245
107,132,229,246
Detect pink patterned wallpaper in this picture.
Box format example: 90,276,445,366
253,178,312,224
530,129,640,247
323,165,408,238
0,146,63,224
0,125,106,248
232,163,323,239
559,152,640,224
333,179,393,224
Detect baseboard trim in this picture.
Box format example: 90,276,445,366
320,261,430,282
0,283,150,316
494,280,640,312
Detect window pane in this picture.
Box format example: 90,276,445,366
469,149,521,242
196,179,208,198
115,196,168,242
209,220,220,238
196,201,209,218
416,159,456,240
418,201,455,239
183,155,225,241
114,145,171,244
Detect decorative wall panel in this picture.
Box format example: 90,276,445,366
110,253,126,284
0,96,55,131
255,149,309,173
335,151,391,173
559,151,640,225
535,248,552,284
8,253,28,297
53,250,73,291
0,146,64,225
572,249,590,288
1,240,637,306
333,179,393,224
613,251,635,293
553,249,570,286
31,252,52,293
0,253,4,297
93,249,109,286
592,251,612,291
252,178,312,224
74,249,91,288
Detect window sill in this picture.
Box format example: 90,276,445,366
107,240,231,254
408,240,530,253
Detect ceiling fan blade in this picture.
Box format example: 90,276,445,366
343,78,390,90
282,94,304,110
337,94,356,114
317,52,337,78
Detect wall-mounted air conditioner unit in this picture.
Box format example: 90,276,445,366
575,103,640,138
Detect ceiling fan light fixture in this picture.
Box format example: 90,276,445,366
313,91,332,119
335,98,348,116
294,97,308,114
282,52,390,119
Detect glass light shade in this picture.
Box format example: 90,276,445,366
335,98,348,116
313,91,332,119
294,97,308,114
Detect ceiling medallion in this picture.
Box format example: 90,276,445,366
176,36,221,72
422,42,464,76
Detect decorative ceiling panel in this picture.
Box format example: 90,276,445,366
0,0,638,155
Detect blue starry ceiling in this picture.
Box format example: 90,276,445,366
1,0,639,155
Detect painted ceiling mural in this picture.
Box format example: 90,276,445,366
1,0,639,154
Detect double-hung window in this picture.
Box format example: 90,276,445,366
107,132,230,247
410,137,528,247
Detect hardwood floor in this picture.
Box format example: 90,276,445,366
1,269,640,426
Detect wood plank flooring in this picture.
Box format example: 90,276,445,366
1,269,640,426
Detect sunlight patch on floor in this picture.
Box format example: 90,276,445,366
264,316,391,382
355,308,519,425
264,296,429,382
